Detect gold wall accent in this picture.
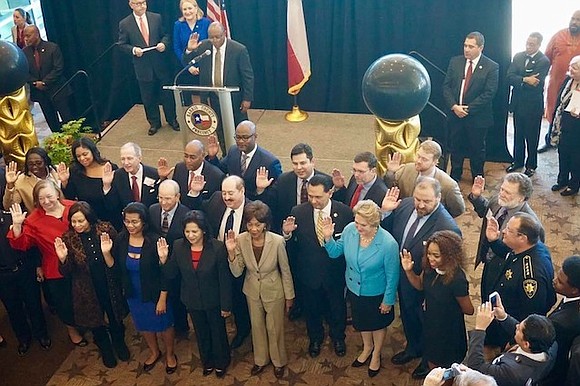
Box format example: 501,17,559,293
0,86,38,167
374,115,420,176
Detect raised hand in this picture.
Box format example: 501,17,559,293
189,174,206,193
5,161,21,186
100,232,113,254
491,293,507,320
321,216,334,241
381,187,401,212
54,237,68,262
256,166,273,190
471,175,485,197
102,162,114,187
206,135,220,158
387,152,402,172
475,302,494,331
56,162,70,184
331,168,345,189
225,230,237,253
157,157,174,180
400,249,414,272
186,31,200,51
157,237,169,264
485,216,501,242
9,203,27,225
282,216,297,235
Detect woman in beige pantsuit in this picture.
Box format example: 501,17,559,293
226,201,294,379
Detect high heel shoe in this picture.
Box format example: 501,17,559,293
166,354,178,374
368,355,381,377
351,353,372,367
143,351,162,372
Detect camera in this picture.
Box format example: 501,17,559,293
442,363,462,381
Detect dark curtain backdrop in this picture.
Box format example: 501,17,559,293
40,0,511,161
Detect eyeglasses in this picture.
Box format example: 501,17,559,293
123,219,142,226
234,134,254,141
131,1,147,6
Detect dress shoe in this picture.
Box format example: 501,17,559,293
288,305,302,321
250,364,268,376
391,350,418,365
113,340,130,361
17,341,30,357
143,351,162,372
561,187,579,197
506,163,523,173
202,367,214,376
274,366,285,379
537,143,553,153
308,341,322,358
215,368,226,378
169,121,180,131
552,183,566,191
333,340,346,357
351,353,372,367
368,355,381,378
412,363,431,379
39,336,52,350
524,168,536,177
148,126,159,136
166,354,178,374
230,334,247,349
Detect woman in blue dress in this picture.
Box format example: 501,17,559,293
111,203,177,374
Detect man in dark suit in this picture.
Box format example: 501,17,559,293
118,0,178,135
206,120,282,200
22,25,72,133
443,31,499,182
149,180,190,337
380,177,461,379
506,32,551,177
184,22,254,154
157,140,225,210
283,175,353,358
105,143,160,224
332,151,387,208
200,176,251,349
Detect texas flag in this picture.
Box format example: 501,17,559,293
194,113,211,129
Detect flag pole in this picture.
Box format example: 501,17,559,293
285,94,308,122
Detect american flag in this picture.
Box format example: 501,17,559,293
207,0,231,38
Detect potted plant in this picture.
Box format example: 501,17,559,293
43,118,94,165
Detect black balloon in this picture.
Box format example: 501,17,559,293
362,54,431,121
0,41,29,96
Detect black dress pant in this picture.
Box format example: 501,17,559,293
301,281,346,343
189,308,230,370
168,275,189,333
137,73,177,129
513,107,543,169
449,118,488,181
557,113,580,190
0,262,48,344
33,89,73,133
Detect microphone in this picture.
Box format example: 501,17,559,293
187,49,211,65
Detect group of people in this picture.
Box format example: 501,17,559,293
1,111,578,385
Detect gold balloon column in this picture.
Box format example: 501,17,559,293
374,116,421,176
0,86,38,167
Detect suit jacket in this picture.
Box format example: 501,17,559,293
172,160,224,210
149,202,190,247
333,175,387,208
443,54,499,128
185,39,254,105
257,169,329,231
109,164,160,210
118,11,171,82
22,40,69,100
507,50,550,113
163,238,232,312
207,145,283,199
229,231,295,302
287,200,353,289
383,164,465,218
200,191,249,239
3,170,61,213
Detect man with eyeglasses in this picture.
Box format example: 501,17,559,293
206,120,282,200
184,22,254,154
482,212,555,353
118,0,179,136
331,152,387,209
156,140,224,209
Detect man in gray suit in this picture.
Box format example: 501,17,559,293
184,22,254,154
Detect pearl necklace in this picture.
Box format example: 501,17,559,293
360,228,378,244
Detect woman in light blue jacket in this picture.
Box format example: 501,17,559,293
323,199,399,378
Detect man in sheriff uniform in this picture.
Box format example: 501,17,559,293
483,212,556,349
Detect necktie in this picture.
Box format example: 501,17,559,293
139,15,149,45
462,60,473,100
524,55,533,71
350,184,363,208
316,210,325,246
131,175,140,202
161,212,169,236
34,48,41,70
224,209,235,241
188,171,194,191
496,207,508,229
240,152,248,175
402,215,422,250
214,48,223,87
300,179,309,204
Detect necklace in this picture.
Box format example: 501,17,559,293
360,228,378,244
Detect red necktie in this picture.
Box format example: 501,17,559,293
462,60,473,100
139,15,149,45
131,175,140,202
350,184,363,208
34,48,41,70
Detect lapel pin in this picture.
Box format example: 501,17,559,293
333,212,338,218
479,65,483,69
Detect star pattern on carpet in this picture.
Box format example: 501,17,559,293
285,365,309,385
65,362,85,380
